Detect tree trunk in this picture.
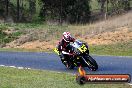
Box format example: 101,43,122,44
6,0,9,16
17,0,20,21
105,0,108,20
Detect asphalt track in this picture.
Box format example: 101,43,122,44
0,51,132,83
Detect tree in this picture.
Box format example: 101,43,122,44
5,0,9,16
97,0,107,13
122,0,131,10
97,0,131,19
17,0,20,21
40,0,91,24
29,0,36,15
29,0,36,21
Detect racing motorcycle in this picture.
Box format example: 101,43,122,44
54,40,98,71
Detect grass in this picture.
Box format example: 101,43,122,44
0,23,68,45
0,67,131,88
0,40,132,56
0,22,47,30
0,48,50,53
0,12,132,56
1,11,132,40
89,41,132,56
0,21,131,56
0,23,24,46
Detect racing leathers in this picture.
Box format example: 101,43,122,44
57,37,75,67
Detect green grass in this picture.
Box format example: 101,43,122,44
0,23,47,30
90,41,132,56
0,22,68,31
0,23,24,45
0,41,132,56
0,48,50,52
0,67,131,88
1,39,132,56
0,23,64,42
0,22,132,56
0,23,69,44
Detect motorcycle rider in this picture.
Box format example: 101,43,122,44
57,32,75,68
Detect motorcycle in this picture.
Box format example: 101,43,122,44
54,39,98,71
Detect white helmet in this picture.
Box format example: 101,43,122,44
63,32,72,42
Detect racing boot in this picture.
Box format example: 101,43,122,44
63,61,69,68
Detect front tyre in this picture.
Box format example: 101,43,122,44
85,55,98,71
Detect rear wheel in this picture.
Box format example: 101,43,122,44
67,60,75,69
68,64,74,69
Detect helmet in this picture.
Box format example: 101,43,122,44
63,32,72,42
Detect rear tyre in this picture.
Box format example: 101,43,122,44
67,61,75,69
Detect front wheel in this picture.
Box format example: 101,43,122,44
84,55,98,71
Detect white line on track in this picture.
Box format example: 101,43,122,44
91,54,132,58
128,83,132,86
9,66,16,68
0,64,31,70
0,65,5,67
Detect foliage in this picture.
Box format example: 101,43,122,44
97,0,131,14
40,0,91,23
0,0,131,23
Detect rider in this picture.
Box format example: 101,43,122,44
57,32,75,68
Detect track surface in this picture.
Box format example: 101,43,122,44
0,51,132,82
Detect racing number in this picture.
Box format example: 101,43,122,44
79,44,87,53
